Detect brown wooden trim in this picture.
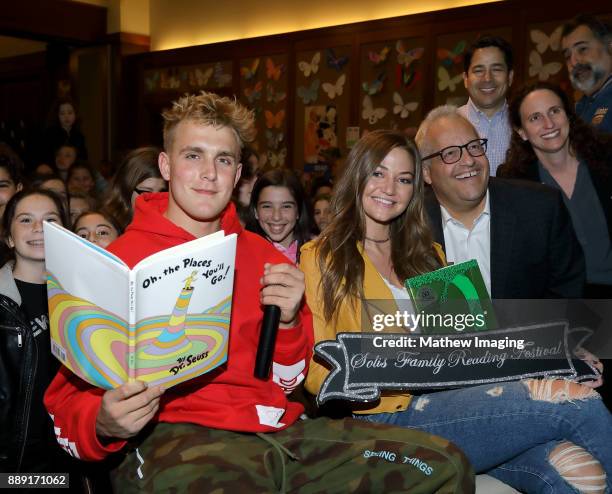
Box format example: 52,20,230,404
0,0,106,44
120,0,610,153
106,32,151,49
0,51,46,76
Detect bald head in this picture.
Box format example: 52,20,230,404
416,106,476,160
417,107,490,225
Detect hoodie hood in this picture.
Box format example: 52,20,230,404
129,192,243,239
109,192,243,268
0,261,21,305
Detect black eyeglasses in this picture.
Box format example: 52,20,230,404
422,138,488,165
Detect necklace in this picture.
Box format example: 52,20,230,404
364,236,390,243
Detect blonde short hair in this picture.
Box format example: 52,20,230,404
162,91,256,155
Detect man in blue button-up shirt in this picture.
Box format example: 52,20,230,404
458,36,514,177
562,15,612,133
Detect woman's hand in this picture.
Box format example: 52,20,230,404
574,347,604,389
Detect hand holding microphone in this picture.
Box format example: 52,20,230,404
255,263,305,379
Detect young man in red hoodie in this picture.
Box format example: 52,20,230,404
44,92,473,492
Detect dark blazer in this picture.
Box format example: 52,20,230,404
497,156,612,244
424,178,585,299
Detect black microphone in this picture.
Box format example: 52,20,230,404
254,305,281,379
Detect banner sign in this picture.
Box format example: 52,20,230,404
315,322,599,405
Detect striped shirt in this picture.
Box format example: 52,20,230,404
458,99,511,177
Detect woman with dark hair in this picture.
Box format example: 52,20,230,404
102,147,166,231
66,162,96,197
498,82,612,296
43,99,88,164
73,210,122,249
245,168,312,263
301,129,612,494
0,143,24,222
231,159,259,226
30,174,69,211
68,191,94,226
312,192,331,235
0,189,71,473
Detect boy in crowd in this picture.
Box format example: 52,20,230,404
44,92,473,492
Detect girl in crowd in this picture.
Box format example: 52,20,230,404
0,189,70,472
43,99,87,164
68,192,94,226
54,144,78,182
300,129,612,494
73,210,121,249
499,82,612,297
31,174,69,210
33,163,55,177
232,160,258,226
312,192,331,235
0,148,23,222
67,162,96,197
309,176,333,198
246,168,312,263
103,147,166,231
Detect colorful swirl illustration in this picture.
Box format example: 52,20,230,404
48,273,230,389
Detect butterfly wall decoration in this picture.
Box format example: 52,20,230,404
264,110,285,129
396,42,424,68
362,72,385,95
214,63,232,86
326,48,349,71
244,81,263,104
392,92,419,119
160,69,181,90
297,79,320,104
144,71,160,92
266,58,285,81
241,58,260,81
437,66,463,92
298,52,321,77
362,95,387,124
267,148,287,168
322,74,346,99
528,51,562,81
369,46,390,65
437,40,466,68
530,26,563,54
188,67,213,88
265,130,284,150
266,83,287,104
397,64,421,90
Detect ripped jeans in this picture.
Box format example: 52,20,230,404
360,380,612,494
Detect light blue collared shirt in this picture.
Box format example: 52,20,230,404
458,99,511,177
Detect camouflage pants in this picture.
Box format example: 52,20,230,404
110,417,474,493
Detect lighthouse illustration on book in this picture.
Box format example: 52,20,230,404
138,270,199,359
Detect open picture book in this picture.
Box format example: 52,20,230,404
43,221,236,390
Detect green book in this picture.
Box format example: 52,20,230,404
404,260,497,333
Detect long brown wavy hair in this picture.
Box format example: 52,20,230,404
315,130,442,323
503,82,611,179
102,147,164,230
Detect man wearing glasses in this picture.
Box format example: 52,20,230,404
415,106,585,298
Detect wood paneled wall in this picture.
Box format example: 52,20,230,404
122,0,609,176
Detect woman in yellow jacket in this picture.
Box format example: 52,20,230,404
300,129,443,414
299,129,611,494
